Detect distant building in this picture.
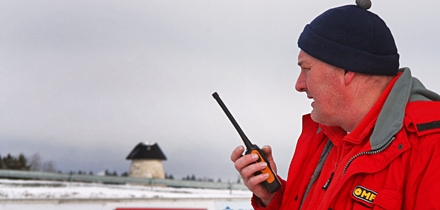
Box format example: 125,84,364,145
126,142,167,179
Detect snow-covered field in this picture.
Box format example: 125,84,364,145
0,179,253,210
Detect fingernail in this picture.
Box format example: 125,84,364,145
259,162,267,168
263,173,270,178
252,154,258,160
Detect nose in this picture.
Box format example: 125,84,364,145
295,70,306,92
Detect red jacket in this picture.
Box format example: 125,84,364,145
252,68,440,209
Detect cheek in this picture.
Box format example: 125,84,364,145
308,76,331,96
311,78,342,112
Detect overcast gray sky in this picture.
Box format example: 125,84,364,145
1,0,440,181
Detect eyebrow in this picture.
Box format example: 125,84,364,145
298,60,307,67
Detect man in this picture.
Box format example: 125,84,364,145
231,2,440,209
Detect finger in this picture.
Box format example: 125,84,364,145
246,172,270,189
241,161,268,179
261,145,272,156
231,145,245,162
261,145,277,173
261,145,275,163
234,153,259,172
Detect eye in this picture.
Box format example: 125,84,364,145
301,67,311,72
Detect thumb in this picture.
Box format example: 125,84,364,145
261,145,277,173
261,145,273,157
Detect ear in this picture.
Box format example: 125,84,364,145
343,71,355,85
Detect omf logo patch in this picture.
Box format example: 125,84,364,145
352,186,377,204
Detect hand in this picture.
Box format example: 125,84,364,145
230,145,277,206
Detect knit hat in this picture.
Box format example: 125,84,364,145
297,3,399,75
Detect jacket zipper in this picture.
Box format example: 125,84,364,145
322,172,334,190
341,136,396,176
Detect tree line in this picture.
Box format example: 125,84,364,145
1,153,237,183
0,153,123,176
0,153,56,172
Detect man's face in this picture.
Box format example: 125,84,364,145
296,50,346,126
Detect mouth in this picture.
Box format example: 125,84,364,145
307,95,314,107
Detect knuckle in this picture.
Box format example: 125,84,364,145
242,164,263,179
234,161,243,171
248,174,263,187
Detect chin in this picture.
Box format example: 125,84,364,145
310,111,331,126
310,111,321,123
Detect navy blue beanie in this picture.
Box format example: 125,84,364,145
298,5,399,75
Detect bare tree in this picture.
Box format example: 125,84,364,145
28,153,42,171
28,153,57,172
42,161,56,172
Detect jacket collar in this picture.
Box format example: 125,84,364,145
370,68,440,150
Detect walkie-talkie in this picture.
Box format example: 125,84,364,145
212,92,281,193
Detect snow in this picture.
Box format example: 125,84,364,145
0,179,254,209
0,179,252,199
